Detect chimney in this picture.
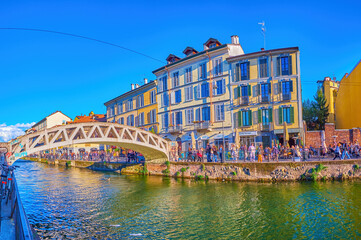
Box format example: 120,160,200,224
144,78,148,84
131,84,135,90
231,35,239,44
261,48,265,51
135,84,140,88
203,44,209,51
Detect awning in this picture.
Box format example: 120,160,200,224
238,131,258,136
213,134,227,140
197,135,209,141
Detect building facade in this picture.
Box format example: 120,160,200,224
29,111,71,133
104,79,158,133
153,36,244,151
227,47,303,147
335,60,361,129
317,77,339,124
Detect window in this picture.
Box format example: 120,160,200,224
258,108,272,124
261,83,271,102
172,111,183,125
150,90,156,104
185,67,192,83
172,72,179,88
162,93,169,107
162,113,169,128
199,62,207,79
201,83,210,98
175,89,182,103
195,108,201,121
240,62,250,80
127,115,134,126
278,56,292,76
209,43,216,48
259,58,268,78
118,103,123,114
242,111,252,126
120,117,124,124
214,58,222,76
138,113,144,126
279,107,294,124
238,110,252,126
262,109,270,124
214,79,226,95
159,76,168,91
282,81,293,94
241,85,250,97
137,95,144,108
185,86,193,101
202,106,210,121
149,109,156,124
185,109,194,125
127,99,133,111
215,104,225,121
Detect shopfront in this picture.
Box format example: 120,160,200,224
238,131,258,146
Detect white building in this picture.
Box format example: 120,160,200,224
31,111,72,132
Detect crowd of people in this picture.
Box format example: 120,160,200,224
29,149,144,163
170,140,361,163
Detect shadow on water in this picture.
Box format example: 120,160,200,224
14,160,361,239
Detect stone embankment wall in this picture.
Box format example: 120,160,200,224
23,157,361,182
122,160,361,182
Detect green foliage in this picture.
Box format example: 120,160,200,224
201,164,205,171
322,176,327,181
315,164,327,173
231,171,237,176
205,175,209,181
165,161,170,168
180,167,187,173
66,161,72,166
311,173,318,181
139,163,148,175
196,175,204,180
354,164,361,171
175,172,180,176
303,89,329,130
300,174,306,181
162,168,170,174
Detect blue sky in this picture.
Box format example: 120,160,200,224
0,0,360,139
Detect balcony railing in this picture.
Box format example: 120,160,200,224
282,92,291,101
261,123,272,131
169,124,183,133
194,121,211,130
240,96,249,105
261,95,270,103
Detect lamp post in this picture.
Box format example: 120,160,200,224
222,121,226,163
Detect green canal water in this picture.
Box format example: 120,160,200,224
15,160,361,239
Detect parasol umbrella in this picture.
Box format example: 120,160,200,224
191,132,196,150
283,121,289,147
235,130,240,149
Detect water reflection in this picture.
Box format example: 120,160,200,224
15,160,361,239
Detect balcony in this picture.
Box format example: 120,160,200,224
282,93,291,101
240,96,249,106
194,121,211,131
168,124,183,134
261,124,272,132
261,95,270,103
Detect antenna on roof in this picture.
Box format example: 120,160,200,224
258,21,266,50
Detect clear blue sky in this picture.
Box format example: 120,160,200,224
1,0,360,126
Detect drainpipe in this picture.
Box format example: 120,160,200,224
206,51,214,126
165,66,173,127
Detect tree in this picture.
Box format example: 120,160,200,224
312,89,329,130
303,99,317,130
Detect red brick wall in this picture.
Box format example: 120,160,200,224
305,123,361,147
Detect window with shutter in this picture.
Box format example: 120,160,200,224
258,109,262,123
235,63,240,82
259,58,268,78
238,111,242,127
269,108,273,122
240,62,250,80
278,107,283,125
290,106,295,123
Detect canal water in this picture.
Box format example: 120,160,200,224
15,160,361,239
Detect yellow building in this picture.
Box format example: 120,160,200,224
317,77,339,123
152,36,244,151
104,79,158,133
227,47,303,147
335,60,361,129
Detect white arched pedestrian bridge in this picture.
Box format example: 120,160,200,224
7,122,169,164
